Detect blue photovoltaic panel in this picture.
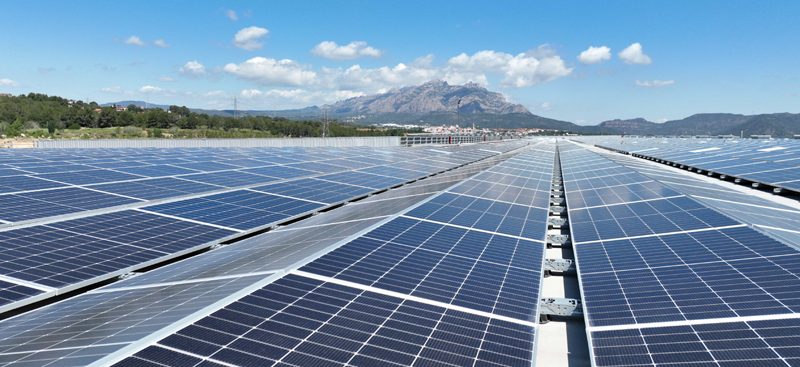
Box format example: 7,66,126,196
569,196,741,243
8,163,95,174
405,192,549,240
180,171,276,188
300,216,544,321
360,166,428,180
284,161,348,173
0,187,142,223
320,171,407,189
0,280,44,307
250,178,374,204
591,319,800,366
142,190,325,230
83,160,154,169
242,165,317,180
170,161,241,172
566,181,683,209
90,177,224,201
0,275,266,367
0,176,67,194
114,165,200,177
0,210,236,287
576,226,800,327
447,180,552,208
35,169,144,185
113,274,536,367
218,158,275,168
0,168,33,177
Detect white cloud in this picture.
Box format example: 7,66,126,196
529,102,555,111
38,67,55,73
311,41,385,60
0,79,20,87
619,43,652,65
138,85,163,93
446,48,572,89
225,47,571,94
238,88,366,108
179,61,206,77
233,26,269,51
577,46,611,64
636,79,674,88
500,53,572,88
656,118,668,123
786,93,798,97
102,86,123,93
447,50,511,73
203,91,228,98
153,39,170,48
102,86,134,96
225,9,238,21
158,76,175,82
124,36,146,46
224,57,318,87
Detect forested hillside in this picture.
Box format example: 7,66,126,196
0,93,418,139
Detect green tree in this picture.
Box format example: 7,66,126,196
97,107,117,128
117,111,135,126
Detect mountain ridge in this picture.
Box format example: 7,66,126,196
327,79,531,115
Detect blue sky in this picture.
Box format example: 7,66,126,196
1,0,797,124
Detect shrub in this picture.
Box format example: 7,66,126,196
123,126,142,137
152,128,164,138
68,123,81,130
22,121,40,130
47,121,57,134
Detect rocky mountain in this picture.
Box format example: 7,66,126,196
328,80,531,115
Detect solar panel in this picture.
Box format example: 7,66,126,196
0,275,269,367
0,210,236,289
300,216,544,321
112,274,536,367
559,141,800,366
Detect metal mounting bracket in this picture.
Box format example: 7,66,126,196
547,217,568,228
546,234,570,245
540,298,582,317
544,259,573,272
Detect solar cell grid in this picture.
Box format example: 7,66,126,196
591,318,800,367
0,275,266,367
0,176,67,194
405,192,549,239
35,169,145,186
320,171,407,189
114,274,536,367
180,171,277,188
569,196,741,243
115,165,199,178
90,177,224,201
0,280,45,308
142,190,324,231
300,216,544,321
250,178,374,204
242,165,317,180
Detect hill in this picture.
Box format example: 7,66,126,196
599,113,800,137
328,80,530,115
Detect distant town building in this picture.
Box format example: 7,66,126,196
0,93,12,98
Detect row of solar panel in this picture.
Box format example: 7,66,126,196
0,145,498,226
589,138,800,191
0,143,527,315
559,142,800,366
108,144,555,366
0,150,529,367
